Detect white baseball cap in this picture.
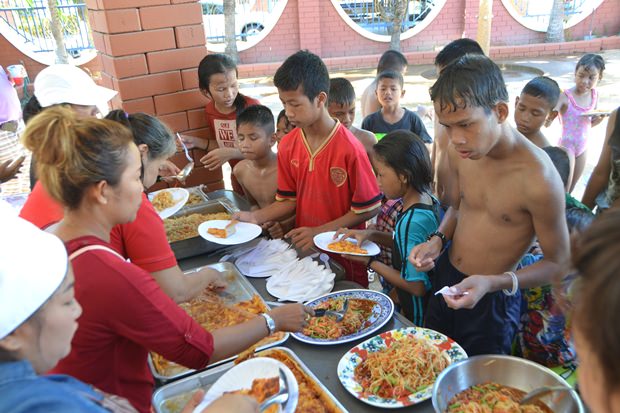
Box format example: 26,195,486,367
0,213,68,339
34,64,117,109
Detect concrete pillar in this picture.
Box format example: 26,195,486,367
86,0,224,189
476,0,493,55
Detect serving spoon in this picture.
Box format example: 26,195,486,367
520,385,576,406
259,368,289,412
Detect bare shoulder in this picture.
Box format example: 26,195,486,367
520,140,565,204
352,126,377,150
232,159,251,179
555,91,569,113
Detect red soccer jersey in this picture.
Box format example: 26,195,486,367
275,121,382,227
18,181,63,229
109,192,177,273
51,236,214,413
20,187,176,273
275,122,382,287
204,95,260,194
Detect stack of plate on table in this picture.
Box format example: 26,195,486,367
234,239,336,302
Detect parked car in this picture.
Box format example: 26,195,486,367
200,0,265,42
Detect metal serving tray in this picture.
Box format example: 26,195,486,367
152,347,347,413
148,262,289,384
166,190,251,260
175,186,210,215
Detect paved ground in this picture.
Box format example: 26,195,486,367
2,49,619,205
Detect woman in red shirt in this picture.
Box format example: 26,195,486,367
21,107,311,413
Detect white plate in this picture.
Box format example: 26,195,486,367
148,188,189,219
313,231,380,256
193,358,299,413
580,110,611,116
198,220,262,245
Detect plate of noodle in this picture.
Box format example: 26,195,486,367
292,289,394,345
337,327,467,408
149,188,189,219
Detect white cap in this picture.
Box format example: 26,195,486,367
34,64,117,108
0,214,68,339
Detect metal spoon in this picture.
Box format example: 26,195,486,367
259,368,289,412
176,133,193,163
520,385,576,406
171,161,194,182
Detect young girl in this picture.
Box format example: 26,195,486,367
182,54,260,194
21,107,310,413
336,130,439,325
275,109,292,145
557,53,606,192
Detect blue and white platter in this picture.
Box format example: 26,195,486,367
291,289,394,345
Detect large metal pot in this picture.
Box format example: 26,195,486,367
432,355,585,412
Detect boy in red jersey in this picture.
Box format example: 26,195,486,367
234,51,382,287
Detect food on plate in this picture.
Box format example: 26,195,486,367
302,298,375,339
151,190,178,212
164,212,231,242
186,192,204,206
151,292,284,377
447,382,552,413
244,349,343,413
327,239,368,254
228,377,279,413
207,220,238,238
354,335,449,398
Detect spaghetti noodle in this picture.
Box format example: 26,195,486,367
447,382,552,413
151,190,177,212
327,240,368,254
302,298,375,339
354,335,448,399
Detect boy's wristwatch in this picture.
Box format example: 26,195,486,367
427,231,447,249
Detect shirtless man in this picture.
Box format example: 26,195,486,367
410,55,569,355
430,38,484,203
233,105,293,238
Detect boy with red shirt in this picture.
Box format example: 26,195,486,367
234,50,382,287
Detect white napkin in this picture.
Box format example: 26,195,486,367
266,257,335,302
235,239,295,277
435,286,469,296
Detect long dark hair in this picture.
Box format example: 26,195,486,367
373,130,432,195
198,53,247,116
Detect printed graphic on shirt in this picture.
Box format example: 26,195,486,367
214,119,237,149
291,159,299,168
330,167,347,187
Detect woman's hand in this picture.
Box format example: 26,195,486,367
158,160,181,177
268,303,314,332
198,394,259,413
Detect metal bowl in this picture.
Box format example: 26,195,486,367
432,355,585,412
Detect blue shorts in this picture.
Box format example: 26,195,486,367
425,251,520,356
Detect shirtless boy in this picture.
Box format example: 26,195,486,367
233,50,381,287
410,55,569,355
431,38,484,203
233,105,293,238
328,78,377,153
514,76,560,149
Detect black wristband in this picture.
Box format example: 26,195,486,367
427,231,447,249
366,256,379,271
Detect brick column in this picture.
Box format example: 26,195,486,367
87,0,224,189
463,0,480,41
297,0,321,55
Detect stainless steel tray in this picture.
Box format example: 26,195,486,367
175,186,210,215
166,190,251,260
148,262,289,383
152,347,347,413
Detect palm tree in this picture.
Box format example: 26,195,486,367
47,0,69,63
546,0,565,43
223,0,239,62
374,0,408,51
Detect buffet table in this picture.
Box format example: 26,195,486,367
178,246,437,413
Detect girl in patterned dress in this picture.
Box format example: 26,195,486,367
557,54,606,192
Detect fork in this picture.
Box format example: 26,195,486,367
259,368,289,412
176,133,193,163
313,298,349,322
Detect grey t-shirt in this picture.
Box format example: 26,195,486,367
361,108,432,143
